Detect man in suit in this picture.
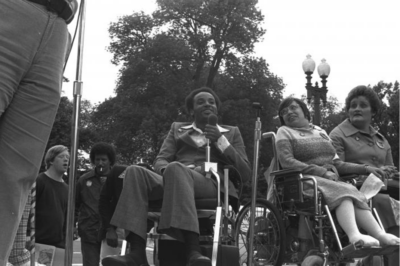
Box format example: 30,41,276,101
102,87,251,266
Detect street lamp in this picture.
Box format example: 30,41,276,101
302,54,331,126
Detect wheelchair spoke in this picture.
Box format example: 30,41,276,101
234,199,285,266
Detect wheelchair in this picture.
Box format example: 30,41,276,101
234,131,397,266
146,164,244,266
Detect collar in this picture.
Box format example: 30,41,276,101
290,123,322,132
180,123,229,133
339,119,378,137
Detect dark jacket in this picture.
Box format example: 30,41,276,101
75,169,105,243
98,165,127,240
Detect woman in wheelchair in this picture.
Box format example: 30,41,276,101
329,85,399,213
275,97,400,248
329,85,399,265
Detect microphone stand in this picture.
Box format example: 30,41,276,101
248,102,262,266
65,1,86,265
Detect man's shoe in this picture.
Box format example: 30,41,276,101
102,254,149,266
187,251,211,266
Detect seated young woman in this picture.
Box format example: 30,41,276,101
275,96,399,247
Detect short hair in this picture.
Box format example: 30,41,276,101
185,87,221,115
278,97,311,126
345,85,381,115
45,145,69,169
89,142,116,166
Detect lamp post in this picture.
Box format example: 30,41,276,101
302,55,331,126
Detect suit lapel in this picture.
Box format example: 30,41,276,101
178,126,199,148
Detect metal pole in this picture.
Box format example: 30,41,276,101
248,103,262,266
314,93,321,126
65,1,86,265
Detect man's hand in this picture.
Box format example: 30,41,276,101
73,227,79,240
323,171,338,181
204,124,222,143
106,227,118,248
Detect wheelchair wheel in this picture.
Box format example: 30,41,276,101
301,255,323,266
234,199,285,266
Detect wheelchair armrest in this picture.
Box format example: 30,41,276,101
339,174,359,186
271,168,302,178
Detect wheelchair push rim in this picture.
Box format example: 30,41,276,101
234,199,285,266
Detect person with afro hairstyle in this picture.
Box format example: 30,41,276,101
75,142,117,266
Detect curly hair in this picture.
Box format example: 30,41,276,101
345,85,381,115
185,87,221,115
89,142,116,166
45,145,69,169
278,97,311,126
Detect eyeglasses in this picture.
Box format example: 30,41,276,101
280,104,300,116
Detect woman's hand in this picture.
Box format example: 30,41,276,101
366,166,388,180
381,165,397,174
323,171,339,181
381,165,399,180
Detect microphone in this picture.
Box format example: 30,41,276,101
208,114,218,127
206,114,218,162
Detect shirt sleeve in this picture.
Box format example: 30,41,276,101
215,135,230,153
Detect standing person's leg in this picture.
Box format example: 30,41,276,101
102,166,163,266
8,194,32,266
0,1,68,264
81,241,101,266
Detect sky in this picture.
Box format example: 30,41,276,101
63,0,400,108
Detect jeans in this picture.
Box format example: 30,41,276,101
8,194,32,266
0,0,69,264
81,241,101,266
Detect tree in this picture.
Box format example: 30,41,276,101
153,0,265,86
372,81,399,168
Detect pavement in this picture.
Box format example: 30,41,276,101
71,238,155,266
72,238,359,266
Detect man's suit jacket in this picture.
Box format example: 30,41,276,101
153,122,252,199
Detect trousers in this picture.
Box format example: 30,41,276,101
110,162,218,242
81,241,101,266
0,0,69,264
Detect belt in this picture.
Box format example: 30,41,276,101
26,0,77,24
27,0,51,8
